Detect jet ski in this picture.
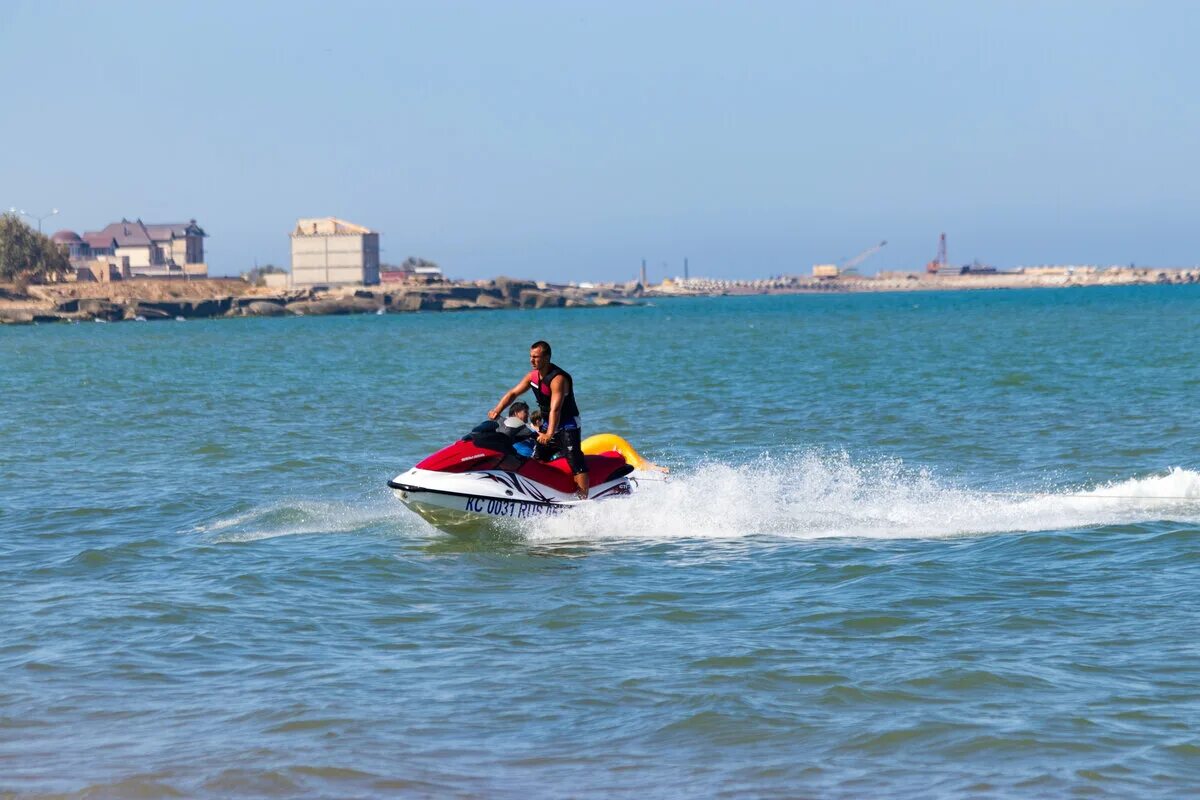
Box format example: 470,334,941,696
389,426,638,531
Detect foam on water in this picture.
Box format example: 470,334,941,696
190,456,1200,544
193,497,414,543
524,453,1200,542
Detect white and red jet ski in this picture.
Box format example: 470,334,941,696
388,430,635,531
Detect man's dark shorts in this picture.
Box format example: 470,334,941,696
533,427,587,475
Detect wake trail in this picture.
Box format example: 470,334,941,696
191,497,421,543
523,453,1200,542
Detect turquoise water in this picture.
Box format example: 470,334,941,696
3,287,1200,798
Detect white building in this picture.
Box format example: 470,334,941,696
290,217,380,287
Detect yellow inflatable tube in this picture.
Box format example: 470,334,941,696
581,433,669,473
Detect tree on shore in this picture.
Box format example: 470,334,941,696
242,263,287,286
0,213,71,283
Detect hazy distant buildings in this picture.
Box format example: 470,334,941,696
290,217,380,287
381,260,443,283
54,219,208,280
812,264,840,279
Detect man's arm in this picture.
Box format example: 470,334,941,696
538,374,567,443
489,376,531,419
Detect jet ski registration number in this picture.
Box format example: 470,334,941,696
465,497,566,518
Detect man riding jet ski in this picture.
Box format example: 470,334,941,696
387,422,636,530
390,340,664,530
488,339,590,499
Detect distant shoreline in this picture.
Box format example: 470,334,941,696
649,266,1200,297
2,268,1197,325
0,277,641,325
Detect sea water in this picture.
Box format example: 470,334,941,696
2,286,1199,798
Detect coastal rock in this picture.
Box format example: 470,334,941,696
187,297,232,317
339,296,384,314
130,303,174,320
243,300,288,317
132,300,188,319
443,286,481,301
389,293,444,312
0,308,35,324
495,276,538,301
233,295,287,309
518,289,564,309
76,299,124,321
128,297,234,319
287,297,379,316
442,298,481,311
287,300,337,316
472,294,509,309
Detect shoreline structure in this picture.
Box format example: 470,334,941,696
1,266,1196,325
653,265,1199,296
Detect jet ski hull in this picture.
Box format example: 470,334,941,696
389,465,632,530
392,496,548,533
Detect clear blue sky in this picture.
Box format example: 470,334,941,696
2,1,1197,281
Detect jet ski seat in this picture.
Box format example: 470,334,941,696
518,452,633,495
458,423,634,494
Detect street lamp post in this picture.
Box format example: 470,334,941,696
17,208,59,233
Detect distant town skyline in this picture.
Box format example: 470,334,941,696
4,1,1198,281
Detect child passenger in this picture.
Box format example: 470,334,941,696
503,402,537,457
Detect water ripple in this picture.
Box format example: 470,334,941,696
4,290,1200,797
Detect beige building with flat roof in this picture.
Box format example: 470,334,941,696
290,217,380,287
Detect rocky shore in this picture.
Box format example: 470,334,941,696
0,277,641,325
3,267,1197,325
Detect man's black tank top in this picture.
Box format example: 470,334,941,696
529,364,581,421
